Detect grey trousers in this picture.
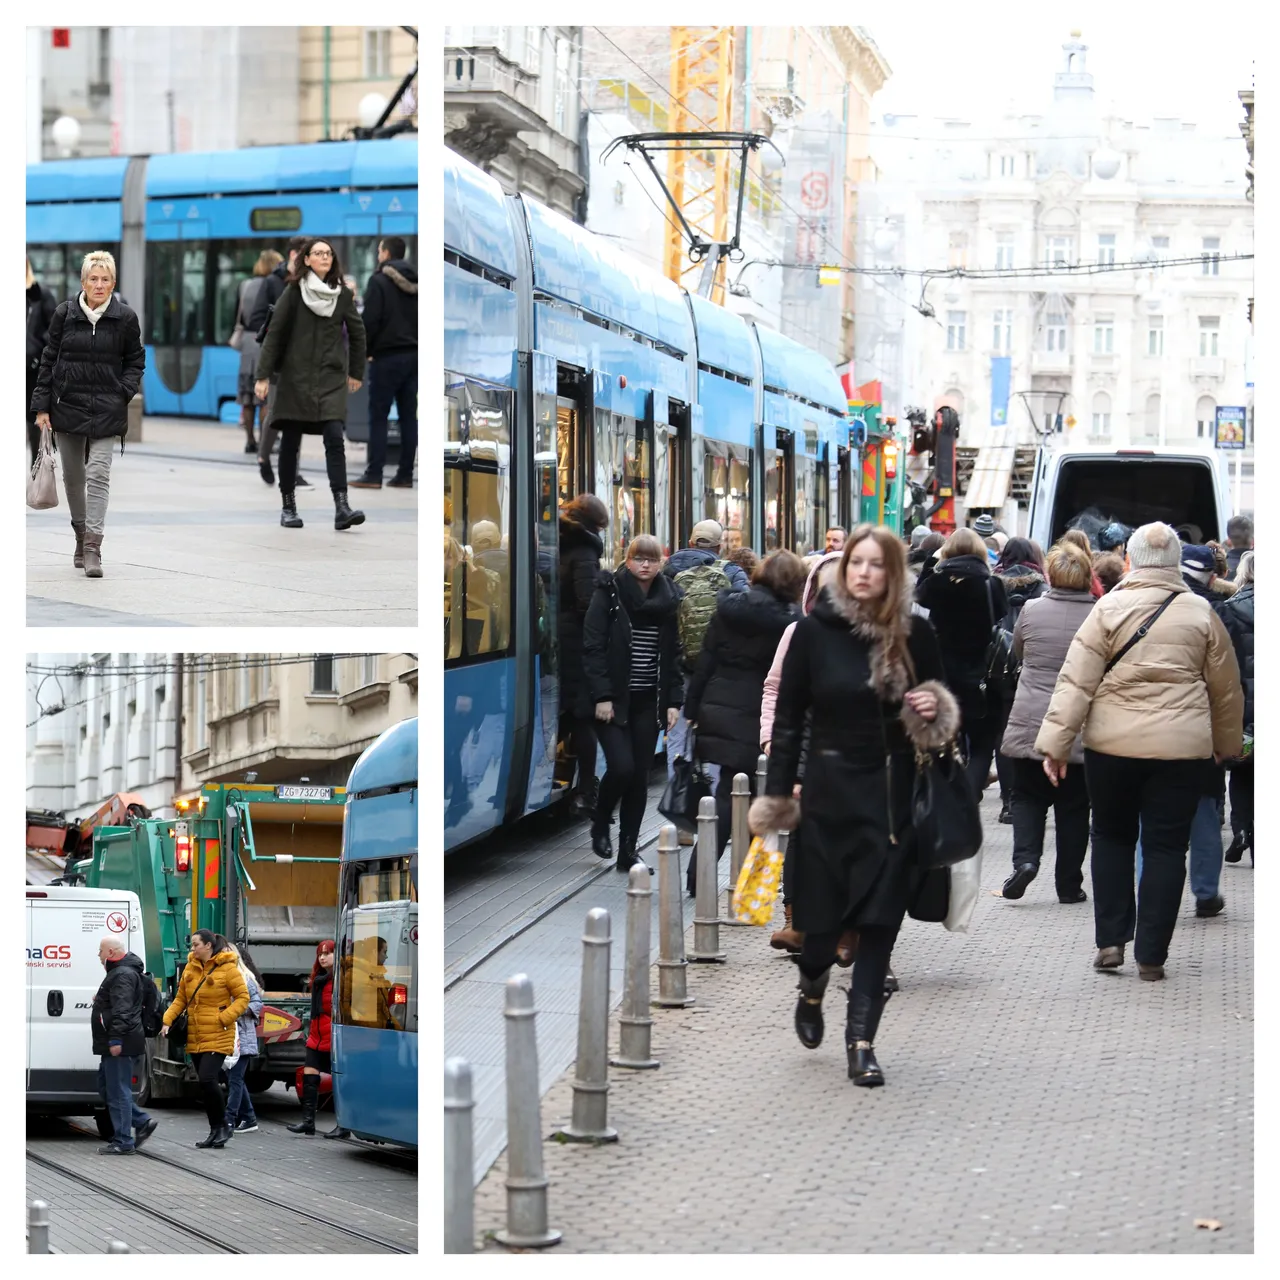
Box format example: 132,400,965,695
257,378,279,463
55,433,115,536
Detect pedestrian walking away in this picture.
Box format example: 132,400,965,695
351,235,417,490
253,237,366,529
1219,550,1254,866
683,548,805,895
160,929,250,1148
1224,516,1253,581
91,936,157,1154
998,540,1096,903
751,524,960,1087
583,534,683,873
26,254,59,467
234,249,283,455
223,944,266,1134
1036,522,1243,982
289,940,342,1136
29,249,145,579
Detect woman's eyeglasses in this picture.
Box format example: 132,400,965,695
629,556,659,565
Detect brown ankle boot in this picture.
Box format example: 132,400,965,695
83,533,103,578
770,903,805,954
71,520,86,569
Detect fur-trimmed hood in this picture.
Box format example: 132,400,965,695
379,260,418,293
811,572,917,703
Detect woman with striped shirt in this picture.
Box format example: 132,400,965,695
582,534,683,873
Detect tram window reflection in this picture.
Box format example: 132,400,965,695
698,437,751,550
336,856,416,1034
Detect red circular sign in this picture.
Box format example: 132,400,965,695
409,925,419,945
106,911,128,933
800,172,829,210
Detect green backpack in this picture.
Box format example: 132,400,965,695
675,560,731,664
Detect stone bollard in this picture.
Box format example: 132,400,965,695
612,864,659,1069
653,824,694,1007
28,1201,49,1254
106,1242,130,1253
494,975,562,1250
756,752,768,801
444,1058,476,1253
689,796,726,962
555,908,618,1142
724,771,752,924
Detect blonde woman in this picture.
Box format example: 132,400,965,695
30,249,145,578
223,943,266,1134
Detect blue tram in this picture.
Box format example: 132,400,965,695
444,146,853,852
331,717,417,1149
26,139,417,429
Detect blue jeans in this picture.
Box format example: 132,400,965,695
98,1054,150,1150
366,350,417,479
1134,794,1223,905
225,1054,257,1126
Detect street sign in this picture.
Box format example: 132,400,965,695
818,265,841,286
52,28,70,48
1215,405,1246,450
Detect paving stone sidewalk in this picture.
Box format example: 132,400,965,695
472,793,1253,1253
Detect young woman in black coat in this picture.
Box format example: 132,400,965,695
558,494,609,816
683,549,805,894
914,526,1007,797
582,534,683,873
751,525,960,1087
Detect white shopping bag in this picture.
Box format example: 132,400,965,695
944,849,982,933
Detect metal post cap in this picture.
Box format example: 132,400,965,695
444,1057,474,1105
504,973,535,1012
698,795,716,817
732,772,750,792
627,864,652,892
584,907,610,939
658,823,679,850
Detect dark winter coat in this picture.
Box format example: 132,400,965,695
558,517,605,719
362,259,417,357
1226,546,1248,580
684,585,801,775
247,259,288,334
582,567,683,728
306,969,333,1053
91,951,147,1058
751,573,962,936
254,279,367,429
914,553,1008,724
1182,572,1219,606
27,281,58,370
994,565,1048,632
1218,582,1254,733
29,296,146,439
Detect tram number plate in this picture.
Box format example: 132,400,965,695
277,785,332,800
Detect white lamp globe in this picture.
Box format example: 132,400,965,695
1092,148,1122,180
358,93,389,129
51,115,81,156
873,225,897,257
759,132,788,175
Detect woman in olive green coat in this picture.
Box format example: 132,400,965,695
254,238,368,531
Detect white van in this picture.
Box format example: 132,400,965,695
1027,444,1232,550
26,886,146,1133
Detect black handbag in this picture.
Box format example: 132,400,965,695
658,731,712,833
912,742,984,870
979,579,1020,704
168,971,210,1050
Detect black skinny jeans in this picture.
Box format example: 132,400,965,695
798,921,902,1043
572,716,599,797
595,691,659,845
278,420,347,493
1009,756,1090,896
189,1050,227,1129
1083,750,1204,965
963,703,1005,798
1229,762,1253,845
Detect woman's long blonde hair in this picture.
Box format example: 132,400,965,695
224,943,257,997
838,524,914,678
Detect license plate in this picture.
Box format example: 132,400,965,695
276,785,332,801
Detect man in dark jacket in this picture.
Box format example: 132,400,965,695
91,937,157,1154
1225,516,1253,579
352,237,417,490
249,236,307,486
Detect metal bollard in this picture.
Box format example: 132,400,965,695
28,1201,49,1255
756,752,768,802
689,796,726,962
555,908,618,1142
653,824,694,1007
106,1242,130,1253
724,771,752,924
494,975,562,1250
444,1058,476,1253
612,864,659,1069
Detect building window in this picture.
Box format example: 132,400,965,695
312,655,336,694
948,231,969,269
1147,315,1164,356
1045,235,1072,269
364,27,392,79
239,662,251,710
1093,314,1114,354
992,309,1011,352
359,654,379,687
1196,395,1217,440
1097,234,1116,267
1045,312,1068,352
995,233,1014,271
554,36,571,135
1091,391,1112,439
999,153,1017,177
1199,316,1220,357
946,310,966,350
195,672,206,748
1150,234,1170,273
1201,236,1220,276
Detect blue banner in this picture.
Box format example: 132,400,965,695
990,356,1011,427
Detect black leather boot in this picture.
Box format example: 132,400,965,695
287,1073,319,1134
194,1127,220,1148
846,988,887,1086
280,490,303,528
794,968,830,1050
333,488,366,530
616,835,651,874
323,1125,352,1140
209,1122,234,1148
590,817,612,860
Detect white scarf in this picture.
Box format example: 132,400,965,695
78,291,111,330
299,270,341,318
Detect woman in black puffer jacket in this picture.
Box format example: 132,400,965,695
684,550,806,893
30,249,145,579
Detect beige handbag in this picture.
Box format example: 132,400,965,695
27,428,58,509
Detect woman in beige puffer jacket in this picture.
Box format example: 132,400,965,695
1035,522,1243,982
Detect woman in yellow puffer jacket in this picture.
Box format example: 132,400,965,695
161,929,250,1149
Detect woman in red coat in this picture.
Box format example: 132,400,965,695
288,939,347,1137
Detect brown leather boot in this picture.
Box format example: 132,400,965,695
835,929,859,967
83,533,103,578
72,520,86,569
770,903,804,954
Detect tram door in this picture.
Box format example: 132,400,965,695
765,429,795,552
837,445,854,532
651,391,688,557
556,396,588,510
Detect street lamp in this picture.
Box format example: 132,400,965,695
358,93,389,130
51,114,81,158
1092,147,1121,180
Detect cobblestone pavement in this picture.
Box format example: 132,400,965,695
472,789,1253,1253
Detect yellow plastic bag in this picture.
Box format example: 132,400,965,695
733,834,785,925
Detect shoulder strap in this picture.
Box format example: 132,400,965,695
984,576,996,628
1105,592,1181,675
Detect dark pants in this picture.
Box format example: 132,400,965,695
686,766,756,894
1083,750,1204,965
570,715,599,799
995,743,1014,807
963,706,1004,797
98,1054,150,1150
595,691,658,845
278,420,347,493
225,1054,257,1126
1009,756,1091,896
366,350,417,479
189,1050,227,1129
798,920,902,1044
1229,762,1253,845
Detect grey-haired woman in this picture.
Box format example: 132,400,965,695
30,249,145,578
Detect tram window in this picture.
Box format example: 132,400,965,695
146,242,181,345
28,245,67,304
596,410,652,567
697,436,751,551
336,857,416,1034
347,234,418,311
794,454,818,556
180,247,207,344
765,448,785,551
213,239,270,345
445,375,513,663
